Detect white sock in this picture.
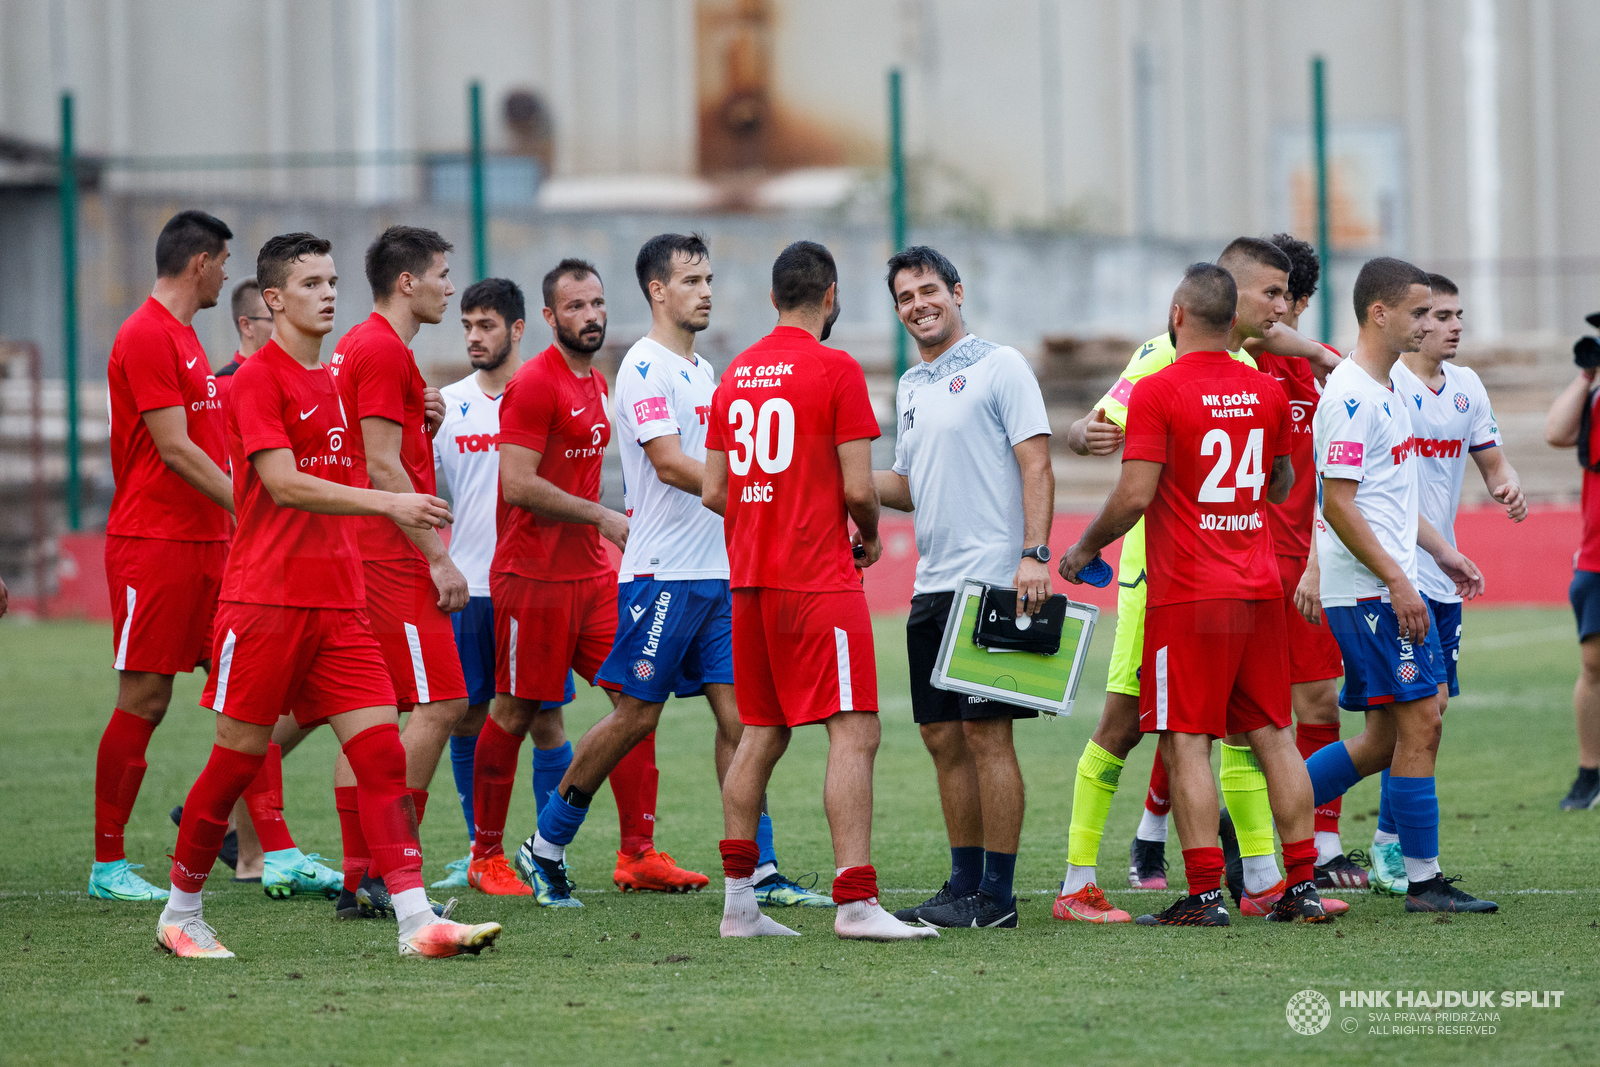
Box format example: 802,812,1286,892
1402,855,1441,883
160,887,203,924
1373,829,1399,847
720,877,799,937
1314,831,1343,865
1241,854,1281,896
1063,864,1096,895
1135,809,1169,843
392,886,432,924
752,862,778,884
531,832,565,862
835,898,938,941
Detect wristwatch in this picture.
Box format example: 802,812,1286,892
1021,545,1051,563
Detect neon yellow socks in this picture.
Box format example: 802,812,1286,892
1220,743,1274,857
1067,741,1125,869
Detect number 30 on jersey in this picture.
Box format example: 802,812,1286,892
726,398,795,476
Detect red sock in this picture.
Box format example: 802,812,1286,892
1145,750,1172,817
720,838,759,880
242,743,296,853
343,723,423,895
335,785,368,892
1282,837,1318,890
1182,846,1225,896
410,788,429,826
610,732,658,856
471,716,523,861
831,864,879,904
1297,722,1344,833
94,709,157,862
169,745,266,893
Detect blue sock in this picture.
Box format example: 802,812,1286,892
536,790,589,848
448,734,476,843
1305,740,1363,807
1377,768,1397,835
1385,775,1439,861
978,851,1017,904
756,811,777,868
949,846,983,896
532,742,573,819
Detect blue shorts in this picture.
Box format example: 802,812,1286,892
595,578,734,703
452,595,573,709
1325,600,1446,711
1425,597,1462,698
1571,569,1600,643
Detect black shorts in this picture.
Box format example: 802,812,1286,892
907,591,1038,725
1571,569,1600,643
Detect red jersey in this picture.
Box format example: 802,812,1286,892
1123,351,1291,607
707,326,881,592
1581,388,1600,572
105,297,230,541
212,351,247,413
1253,345,1334,558
332,313,436,561
492,345,613,581
220,340,365,608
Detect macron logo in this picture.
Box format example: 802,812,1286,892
1344,398,1360,418
1364,614,1380,634
629,604,646,623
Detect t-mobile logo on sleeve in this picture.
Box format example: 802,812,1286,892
633,396,670,423
1326,440,1364,465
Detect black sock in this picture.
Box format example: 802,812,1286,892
1578,767,1599,788
563,784,593,809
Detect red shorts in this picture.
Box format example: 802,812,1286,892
362,557,468,711
1277,554,1344,685
1140,599,1291,738
491,572,617,703
733,587,878,728
105,535,227,675
201,602,396,727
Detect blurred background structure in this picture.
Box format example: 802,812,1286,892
0,0,1594,607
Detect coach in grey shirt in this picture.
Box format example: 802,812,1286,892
873,246,1054,930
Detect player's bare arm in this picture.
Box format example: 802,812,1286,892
641,433,705,494
141,406,234,513
1246,321,1342,380
1060,458,1161,583
872,469,913,512
701,447,729,517
1066,408,1125,456
1473,446,1527,522
1295,533,1322,624
1416,514,1485,600
1013,433,1054,615
1545,369,1596,447
1266,451,1295,505
500,441,628,549
250,447,451,529
360,414,468,612
1319,475,1429,641
838,437,881,567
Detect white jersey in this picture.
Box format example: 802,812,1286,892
1313,357,1421,608
1389,360,1501,603
433,373,506,596
891,335,1053,594
612,337,728,582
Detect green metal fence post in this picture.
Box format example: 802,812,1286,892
889,68,907,380
1312,56,1332,345
469,81,487,282
60,92,80,531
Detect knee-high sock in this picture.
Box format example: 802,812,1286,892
1219,744,1274,858
449,733,476,843
1296,722,1343,834
532,741,573,819
1067,741,1124,868
1181,846,1225,896
610,732,658,855
1377,768,1397,837
335,785,367,891
1282,836,1318,890
94,709,157,863
1385,775,1439,863
1305,740,1363,807
1144,750,1172,816
471,716,523,861
169,745,266,893
343,723,423,895
241,743,296,853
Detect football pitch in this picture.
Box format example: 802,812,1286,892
1,609,1595,1066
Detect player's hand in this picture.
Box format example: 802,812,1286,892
1294,560,1322,625
1437,548,1486,601
1492,481,1527,523
389,493,453,530
1084,410,1125,457
1389,578,1431,643
424,387,446,437
597,509,629,551
429,557,470,614
851,530,882,569
1014,557,1051,615
1058,541,1094,584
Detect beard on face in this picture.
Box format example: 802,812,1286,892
469,335,513,372
820,296,842,342
1167,309,1177,350
675,310,710,335
557,319,607,355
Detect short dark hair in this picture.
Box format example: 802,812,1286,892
1174,263,1238,331
1217,236,1293,276
1268,233,1321,304
365,225,453,301
1426,272,1459,297
257,233,333,293
635,233,710,300
770,241,838,312
461,277,526,327
1352,256,1430,326
542,258,602,310
155,210,233,278
885,245,960,297
230,278,263,327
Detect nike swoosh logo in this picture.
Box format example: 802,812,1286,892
571,406,586,417
186,357,198,369
300,407,318,420
1364,614,1379,634
629,605,646,623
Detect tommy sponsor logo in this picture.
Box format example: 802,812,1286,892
695,403,711,426
454,433,501,453
1412,437,1463,459
1390,436,1423,463
640,590,672,659
1326,440,1365,465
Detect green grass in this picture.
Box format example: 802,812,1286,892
1,609,1596,1066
